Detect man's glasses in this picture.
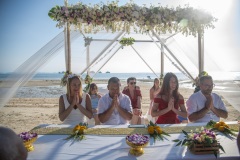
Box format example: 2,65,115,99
129,82,136,85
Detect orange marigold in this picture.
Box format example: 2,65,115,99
218,126,225,132
224,124,229,128
214,123,220,129
219,121,225,126
73,125,81,132
148,126,154,134
156,128,163,134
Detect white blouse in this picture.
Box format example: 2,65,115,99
62,93,87,125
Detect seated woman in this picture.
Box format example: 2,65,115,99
146,78,161,123
122,77,142,125
88,83,101,125
59,74,92,125
151,72,187,124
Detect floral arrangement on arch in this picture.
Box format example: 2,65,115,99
173,127,225,158
48,1,217,36
119,37,135,46
83,74,92,92
206,120,237,139
60,71,72,86
65,122,88,141
147,121,170,142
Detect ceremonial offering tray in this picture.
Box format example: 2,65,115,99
18,132,38,152
126,133,149,156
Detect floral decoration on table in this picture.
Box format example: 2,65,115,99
65,123,88,141
18,132,38,152
48,1,216,36
83,74,92,92
119,37,135,46
206,120,237,139
173,127,225,158
60,71,72,86
147,121,170,142
126,133,149,156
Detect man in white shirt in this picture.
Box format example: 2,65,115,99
186,76,228,123
98,77,133,125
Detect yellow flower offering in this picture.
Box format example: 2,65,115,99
206,120,237,140
65,123,88,141
147,121,170,142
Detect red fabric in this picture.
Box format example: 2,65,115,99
122,89,142,109
154,97,184,124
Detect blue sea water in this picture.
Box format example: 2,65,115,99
0,72,239,81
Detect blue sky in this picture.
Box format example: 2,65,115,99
0,0,239,73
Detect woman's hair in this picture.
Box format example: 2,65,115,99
88,83,98,95
158,72,179,102
151,78,159,90
66,75,82,99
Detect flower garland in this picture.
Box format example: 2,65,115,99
60,71,72,86
173,127,225,158
83,74,92,92
119,37,135,46
147,121,170,142
206,120,237,139
48,1,216,37
65,123,88,141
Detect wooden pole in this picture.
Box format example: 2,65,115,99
87,45,90,75
198,29,204,74
160,44,164,85
64,0,71,72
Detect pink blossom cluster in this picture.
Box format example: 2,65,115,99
126,133,149,145
18,132,38,141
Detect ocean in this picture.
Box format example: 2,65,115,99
0,72,240,81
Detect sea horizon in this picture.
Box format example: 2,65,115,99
0,71,240,81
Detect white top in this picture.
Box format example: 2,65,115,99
186,91,227,123
62,93,87,125
98,93,132,125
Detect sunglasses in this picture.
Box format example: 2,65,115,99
129,82,136,85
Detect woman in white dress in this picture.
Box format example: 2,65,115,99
59,74,92,125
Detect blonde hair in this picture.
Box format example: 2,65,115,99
66,75,83,100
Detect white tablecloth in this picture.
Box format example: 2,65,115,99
28,123,240,160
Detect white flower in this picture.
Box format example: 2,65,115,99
132,11,139,18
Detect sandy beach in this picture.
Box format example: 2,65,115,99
0,79,239,134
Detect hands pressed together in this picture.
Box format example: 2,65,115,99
205,94,214,111
167,97,176,112
71,92,82,109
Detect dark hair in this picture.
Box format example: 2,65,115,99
199,75,213,84
88,83,98,95
108,77,120,85
158,72,179,102
127,77,136,83
152,78,159,90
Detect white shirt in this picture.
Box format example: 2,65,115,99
186,91,227,123
98,93,132,125
62,93,87,125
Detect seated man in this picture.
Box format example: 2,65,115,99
98,77,133,125
0,127,28,160
186,75,228,123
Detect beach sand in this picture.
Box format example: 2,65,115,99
0,80,239,134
